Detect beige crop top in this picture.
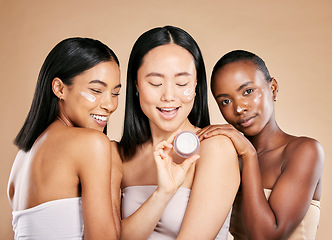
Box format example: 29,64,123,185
230,189,320,240
122,185,231,240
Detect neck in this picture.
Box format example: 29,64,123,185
57,102,74,127
247,117,286,155
150,119,197,145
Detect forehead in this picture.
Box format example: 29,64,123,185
139,44,195,71
73,61,120,87
212,61,266,92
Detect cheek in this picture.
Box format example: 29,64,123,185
177,86,196,103
249,91,265,111
112,97,119,110
218,105,233,122
80,91,96,102
139,87,159,105
253,93,262,103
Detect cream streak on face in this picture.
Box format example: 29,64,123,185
80,91,96,102
184,87,195,100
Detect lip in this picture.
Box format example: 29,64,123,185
237,114,257,128
157,107,180,120
90,114,109,127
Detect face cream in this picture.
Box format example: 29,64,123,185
174,131,200,158
184,87,195,100
80,91,96,102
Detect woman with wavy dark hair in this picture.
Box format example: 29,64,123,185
8,37,121,239
112,26,240,240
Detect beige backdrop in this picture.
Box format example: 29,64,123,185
1,0,331,239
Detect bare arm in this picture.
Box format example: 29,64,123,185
198,125,324,240
176,135,240,240
76,131,117,240
120,130,199,240
110,141,124,239
241,138,323,240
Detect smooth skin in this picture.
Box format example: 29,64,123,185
197,60,324,240
112,44,240,240
8,61,121,239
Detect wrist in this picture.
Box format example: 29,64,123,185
154,187,175,201
242,148,257,160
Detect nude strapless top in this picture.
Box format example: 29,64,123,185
12,197,84,240
230,189,320,240
122,185,231,240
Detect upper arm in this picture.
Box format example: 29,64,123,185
267,138,324,238
177,135,240,239
110,141,123,237
75,131,116,240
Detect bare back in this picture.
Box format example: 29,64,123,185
8,121,83,211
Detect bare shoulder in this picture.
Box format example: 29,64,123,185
59,128,112,168
283,136,324,167
198,134,237,166
199,134,235,154
65,128,111,152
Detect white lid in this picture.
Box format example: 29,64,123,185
175,132,198,155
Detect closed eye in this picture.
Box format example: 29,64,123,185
150,82,162,87
112,92,120,97
90,88,102,94
177,82,188,87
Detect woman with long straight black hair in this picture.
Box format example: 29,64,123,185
8,37,121,239
111,26,240,240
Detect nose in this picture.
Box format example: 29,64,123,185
161,83,175,102
234,100,248,115
100,92,117,113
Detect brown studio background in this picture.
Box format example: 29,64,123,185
1,0,331,239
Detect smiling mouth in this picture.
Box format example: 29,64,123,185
157,107,180,120
90,114,108,122
157,107,180,113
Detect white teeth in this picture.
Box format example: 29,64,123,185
160,108,177,112
91,114,107,122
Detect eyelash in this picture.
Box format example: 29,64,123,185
90,88,102,94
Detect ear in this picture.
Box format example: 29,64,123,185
270,77,279,101
52,78,66,100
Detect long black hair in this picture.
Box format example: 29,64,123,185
14,37,119,152
120,26,210,159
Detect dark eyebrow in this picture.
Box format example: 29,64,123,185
237,81,252,91
146,72,164,78
175,72,192,77
89,80,107,87
215,93,229,99
114,84,121,89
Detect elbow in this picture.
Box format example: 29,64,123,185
246,225,290,240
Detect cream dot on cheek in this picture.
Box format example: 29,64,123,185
253,93,262,103
183,87,195,101
80,91,96,102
